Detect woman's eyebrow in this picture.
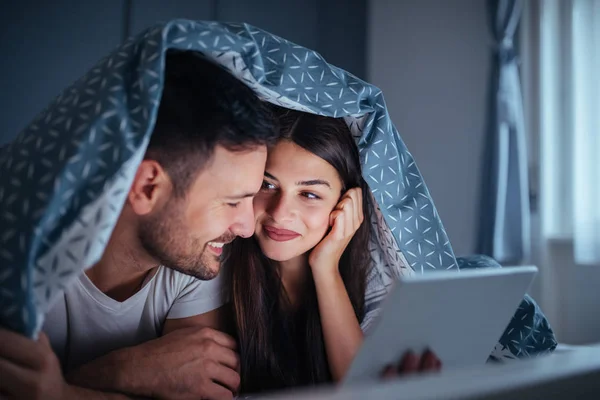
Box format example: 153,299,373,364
296,179,331,188
265,171,331,188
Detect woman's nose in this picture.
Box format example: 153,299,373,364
267,192,295,223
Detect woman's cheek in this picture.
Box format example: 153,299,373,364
253,193,268,215
303,207,332,240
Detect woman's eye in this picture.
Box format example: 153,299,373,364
227,202,240,208
302,192,321,200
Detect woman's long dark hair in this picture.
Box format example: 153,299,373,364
225,106,372,394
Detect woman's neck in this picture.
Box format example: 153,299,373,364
276,254,310,308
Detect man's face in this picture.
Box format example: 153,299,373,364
138,145,267,280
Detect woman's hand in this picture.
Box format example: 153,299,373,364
308,187,364,275
308,189,365,381
382,350,442,379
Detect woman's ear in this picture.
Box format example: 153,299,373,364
127,159,172,215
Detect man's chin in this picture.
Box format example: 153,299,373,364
199,263,220,280
183,268,218,281
192,263,220,280
169,258,221,281
202,254,223,279
192,268,219,280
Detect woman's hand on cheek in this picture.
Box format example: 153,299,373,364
308,187,364,276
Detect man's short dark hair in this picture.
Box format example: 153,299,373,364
145,50,278,197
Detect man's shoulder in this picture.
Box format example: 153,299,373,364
152,266,225,299
155,265,194,284
152,266,195,296
154,267,227,319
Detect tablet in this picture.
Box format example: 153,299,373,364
343,266,538,384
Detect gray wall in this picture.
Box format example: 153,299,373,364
0,0,124,145
368,0,492,256
0,0,366,145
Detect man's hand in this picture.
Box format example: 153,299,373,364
148,327,240,400
381,349,442,379
68,326,241,400
0,328,72,400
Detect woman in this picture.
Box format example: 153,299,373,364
225,106,439,395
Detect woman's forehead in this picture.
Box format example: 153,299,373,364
266,141,342,188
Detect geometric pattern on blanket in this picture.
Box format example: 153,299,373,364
0,20,554,362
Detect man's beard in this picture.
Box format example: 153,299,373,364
138,197,221,281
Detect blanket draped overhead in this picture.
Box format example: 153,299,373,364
0,20,555,359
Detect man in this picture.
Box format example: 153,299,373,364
0,50,278,400
0,49,443,400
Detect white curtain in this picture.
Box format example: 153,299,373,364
539,0,600,265
477,0,531,264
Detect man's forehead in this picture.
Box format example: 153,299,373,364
216,182,263,202
202,144,267,169
194,145,266,196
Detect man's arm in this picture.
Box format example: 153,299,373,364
161,304,230,335
67,387,147,400
0,329,146,400
63,339,152,398
65,306,240,400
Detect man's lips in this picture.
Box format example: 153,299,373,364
206,238,234,256
263,225,301,242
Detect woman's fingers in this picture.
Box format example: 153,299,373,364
398,350,442,374
381,365,396,380
337,187,363,237
420,350,438,370
348,189,360,232
343,197,355,237
356,187,364,224
330,210,345,240
398,351,420,373
334,196,352,237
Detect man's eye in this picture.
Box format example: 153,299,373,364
261,181,276,190
227,203,240,208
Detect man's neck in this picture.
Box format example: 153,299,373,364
86,220,158,302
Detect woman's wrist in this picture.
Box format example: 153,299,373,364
310,262,342,283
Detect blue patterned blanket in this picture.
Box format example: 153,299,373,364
0,20,555,359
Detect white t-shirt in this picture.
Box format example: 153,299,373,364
43,266,225,370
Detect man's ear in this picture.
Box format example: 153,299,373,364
128,160,171,215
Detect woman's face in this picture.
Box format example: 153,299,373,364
254,140,343,262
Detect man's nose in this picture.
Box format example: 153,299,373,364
231,200,256,238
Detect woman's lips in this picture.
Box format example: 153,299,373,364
263,225,301,242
